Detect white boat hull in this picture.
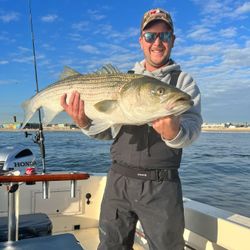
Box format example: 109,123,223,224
0,173,249,249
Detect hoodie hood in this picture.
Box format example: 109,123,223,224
132,59,181,80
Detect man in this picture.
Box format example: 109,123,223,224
61,8,202,250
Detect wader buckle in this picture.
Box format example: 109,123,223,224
155,169,178,181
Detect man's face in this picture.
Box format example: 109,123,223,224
139,21,175,72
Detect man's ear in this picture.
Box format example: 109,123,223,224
171,34,176,48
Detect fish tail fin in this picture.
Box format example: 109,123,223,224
42,106,62,126
21,96,63,129
21,99,38,129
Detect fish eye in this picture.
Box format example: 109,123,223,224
156,87,165,96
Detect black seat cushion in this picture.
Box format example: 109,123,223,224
0,233,83,250
0,213,52,242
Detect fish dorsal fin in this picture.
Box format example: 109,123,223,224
95,64,120,74
60,66,81,80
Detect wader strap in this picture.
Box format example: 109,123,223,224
127,69,181,87
169,70,181,87
111,163,179,181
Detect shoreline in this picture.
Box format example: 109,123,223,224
201,127,250,132
1,127,250,133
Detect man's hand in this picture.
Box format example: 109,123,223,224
60,91,90,128
152,115,180,140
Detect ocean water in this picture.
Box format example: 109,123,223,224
0,130,249,217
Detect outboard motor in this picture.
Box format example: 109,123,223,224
0,145,36,175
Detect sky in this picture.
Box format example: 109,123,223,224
0,0,249,124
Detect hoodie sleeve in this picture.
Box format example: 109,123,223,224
80,127,113,140
162,71,203,148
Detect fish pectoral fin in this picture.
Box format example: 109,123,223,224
111,125,122,138
87,121,122,138
87,119,112,135
94,100,118,113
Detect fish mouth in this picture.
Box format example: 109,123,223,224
162,95,193,112
176,97,194,106
161,95,193,104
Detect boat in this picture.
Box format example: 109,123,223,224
0,167,250,249
1,1,249,248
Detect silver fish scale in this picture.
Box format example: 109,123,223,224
37,73,142,102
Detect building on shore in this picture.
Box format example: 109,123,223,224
0,122,78,130
202,123,226,129
0,122,22,129
202,122,249,129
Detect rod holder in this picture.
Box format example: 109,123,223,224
70,179,77,198
42,181,49,199
8,184,19,241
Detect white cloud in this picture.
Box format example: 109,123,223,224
87,9,106,20
177,0,249,100
219,27,237,38
0,79,18,85
72,21,89,31
174,26,250,104
98,43,130,55
10,46,46,64
175,42,223,57
94,25,139,41
59,58,75,66
68,33,82,41
0,32,15,43
12,55,38,64
235,2,250,14
17,46,31,53
42,43,56,51
187,27,213,41
0,11,19,23
41,14,58,23
221,44,250,67
74,41,142,72
94,24,113,34
0,60,8,65
191,0,250,21
191,0,231,16
78,44,100,54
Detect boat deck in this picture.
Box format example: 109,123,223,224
67,227,145,250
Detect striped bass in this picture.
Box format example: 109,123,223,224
21,65,193,137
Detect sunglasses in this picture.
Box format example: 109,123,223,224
142,32,172,43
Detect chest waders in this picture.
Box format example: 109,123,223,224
98,70,185,250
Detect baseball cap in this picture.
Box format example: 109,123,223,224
141,8,174,32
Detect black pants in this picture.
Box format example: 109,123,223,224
97,169,185,250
